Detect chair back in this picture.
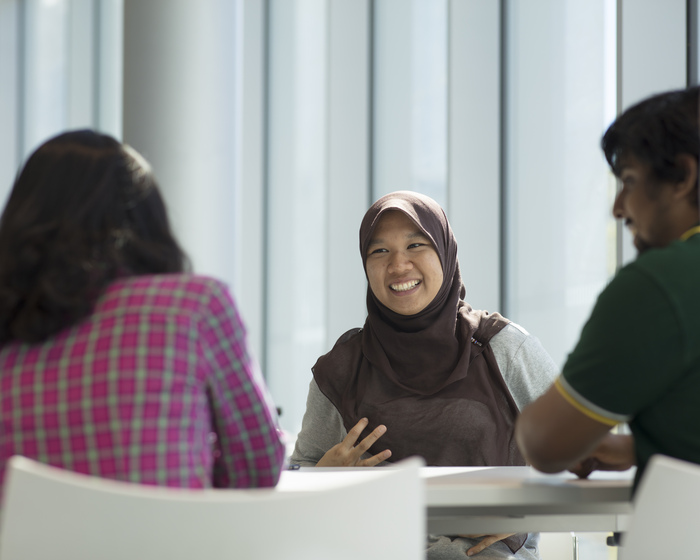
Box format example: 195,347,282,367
0,455,424,560
620,454,700,560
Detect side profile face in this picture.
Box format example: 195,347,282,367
612,155,686,253
365,210,444,315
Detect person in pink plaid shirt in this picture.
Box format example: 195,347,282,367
0,130,285,501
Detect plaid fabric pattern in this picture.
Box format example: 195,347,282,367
0,274,284,499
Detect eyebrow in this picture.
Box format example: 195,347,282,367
367,230,428,248
618,167,637,178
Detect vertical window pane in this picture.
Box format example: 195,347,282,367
505,0,617,367
96,0,124,138
0,0,20,205
23,0,70,154
266,0,328,435
373,0,447,208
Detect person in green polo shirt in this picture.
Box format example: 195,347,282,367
515,85,700,490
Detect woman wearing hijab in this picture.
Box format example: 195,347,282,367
291,191,557,559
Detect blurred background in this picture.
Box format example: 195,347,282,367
0,0,696,439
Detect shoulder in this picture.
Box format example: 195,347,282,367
312,327,363,398
110,273,228,295
490,321,555,370
489,321,530,351
490,322,558,408
590,247,689,319
617,238,700,289
335,327,363,346
103,274,235,315
636,235,700,268
314,327,362,370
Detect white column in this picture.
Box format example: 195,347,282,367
123,0,238,290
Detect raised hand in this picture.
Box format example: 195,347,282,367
316,417,392,467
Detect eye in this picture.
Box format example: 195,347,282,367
408,242,427,249
620,173,635,187
368,247,387,256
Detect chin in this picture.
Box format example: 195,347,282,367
634,238,653,254
388,303,422,316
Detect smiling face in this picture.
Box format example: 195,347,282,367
365,210,444,315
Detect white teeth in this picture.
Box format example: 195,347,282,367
391,280,420,292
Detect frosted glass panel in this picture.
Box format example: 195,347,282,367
373,0,447,208
23,0,70,155
504,0,618,368
266,0,328,436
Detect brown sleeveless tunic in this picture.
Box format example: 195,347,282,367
314,308,525,467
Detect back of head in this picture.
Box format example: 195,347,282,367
602,85,700,202
0,129,188,344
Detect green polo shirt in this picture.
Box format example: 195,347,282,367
559,228,700,484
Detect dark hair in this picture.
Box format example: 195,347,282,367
0,129,189,344
602,85,700,202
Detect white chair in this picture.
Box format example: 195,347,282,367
620,454,700,560
0,455,425,560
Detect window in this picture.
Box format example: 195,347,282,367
503,0,618,367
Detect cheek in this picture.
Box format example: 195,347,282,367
365,265,383,292
435,269,444,287
428,258,444,286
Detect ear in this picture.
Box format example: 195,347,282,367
673,154,699,203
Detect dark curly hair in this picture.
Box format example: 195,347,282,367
0,129,189,344
602,85,700,204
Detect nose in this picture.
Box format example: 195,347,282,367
612,188,625,219
387,251,412,274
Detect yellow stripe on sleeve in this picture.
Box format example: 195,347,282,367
680,225,700,241
554,378,619,427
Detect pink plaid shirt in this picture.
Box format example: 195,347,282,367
0,274,284,499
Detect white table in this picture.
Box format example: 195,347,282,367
421,466,633,534
279,466,634,534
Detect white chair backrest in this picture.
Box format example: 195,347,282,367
620,454,700,560
0,455,425,560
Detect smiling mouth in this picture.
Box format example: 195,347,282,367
390,280,421,292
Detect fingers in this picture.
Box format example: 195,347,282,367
354,423,387,455
343,418,388,453
352,423,390,466
342,418,370,448
359,449,392,467
463,533,517,557
466,535,500,556
569,457,597,479
332,418,392,466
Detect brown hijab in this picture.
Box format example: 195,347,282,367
313,191,526,551
313,190,524,467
